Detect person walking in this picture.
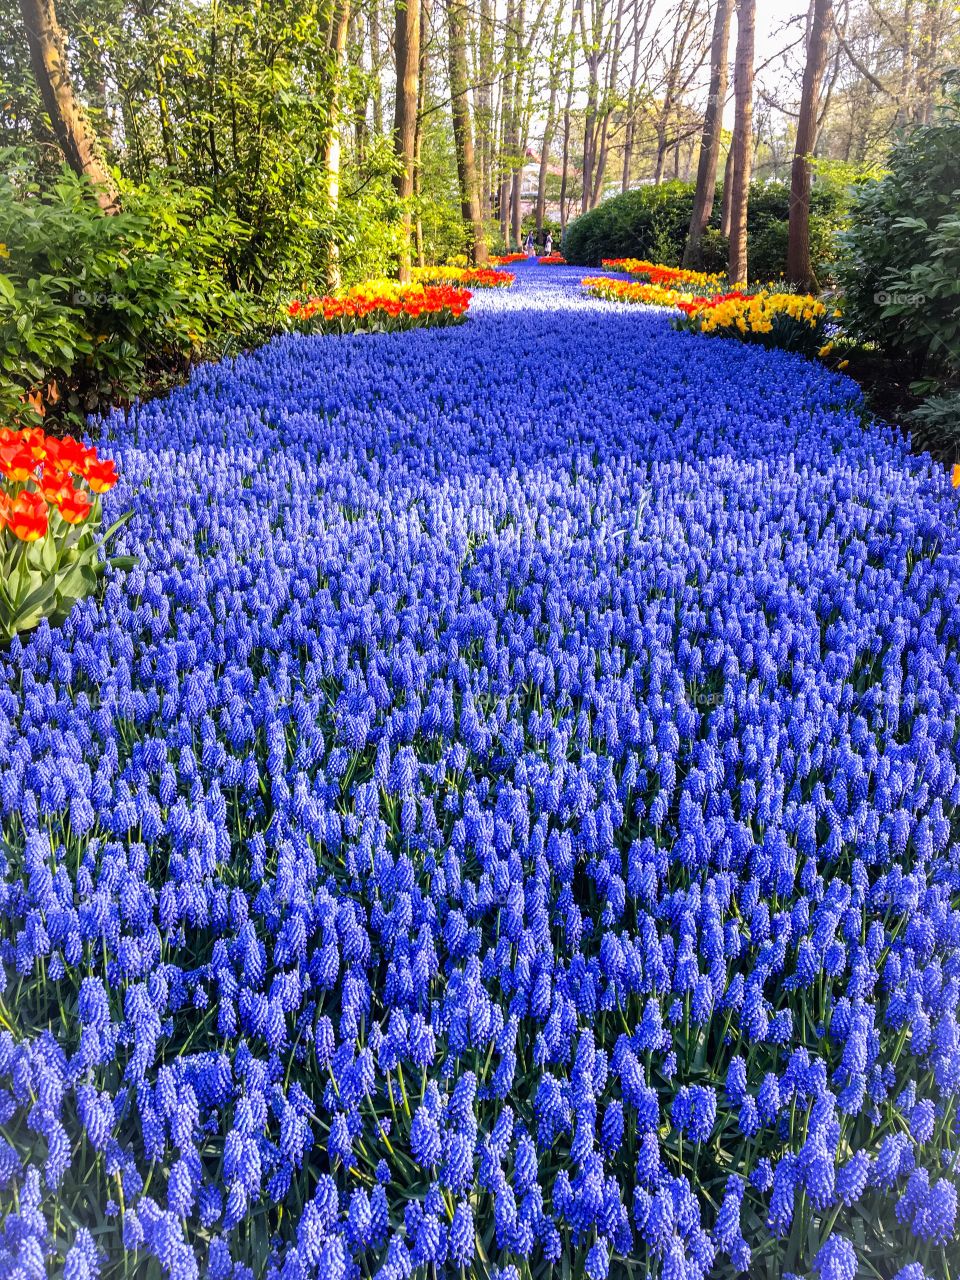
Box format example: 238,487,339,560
524,230,535,256
544,232,553,256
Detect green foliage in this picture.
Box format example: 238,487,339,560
562,181,696,267
834,86,960,386
1,499,133,641
0,163,275,427
907,391,960,459
0,426,134,641
562,178,850,281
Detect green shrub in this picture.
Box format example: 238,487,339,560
562,178,849,281
834,86,960,388
561,181,696,267
0,164,276,428
907,391,960,457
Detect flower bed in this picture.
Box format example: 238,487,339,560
411,266,515,288
0,425,127,640
538,252,566,265
584,276,828,356
288,282,470,334
490,252,529,265
0,270,958,1280
582,276,698,308
601,258,725,291
676,291,829,356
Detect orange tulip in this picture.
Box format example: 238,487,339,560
40,470,73,505
0,442,37,483
7,490,48,541
83,457,118,494
57,486,93,524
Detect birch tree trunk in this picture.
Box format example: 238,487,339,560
727,0,755,284
786,0,832,291
683,0,732,267
19,0,118,210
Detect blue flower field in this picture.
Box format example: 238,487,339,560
2,263,959,1280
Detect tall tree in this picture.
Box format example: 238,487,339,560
324,0,353,289
474,0,495,218
499,0,517,247
446,0,488,263
683,0,733,266
393,0,421,280
719,141,734,236
650,0,709,186
580,0,610,213
369,0,385,135
786,0,833,289
19,0,118,209
620,0,657,193
535,6,568,236
588,0,627,208
510,0,527,250
727,0,755,283
559,0,581,231
413,3,428,269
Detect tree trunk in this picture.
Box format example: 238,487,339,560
559,81,573,234
620,44,641,192
499,0,517,248
580,61,599,210
683,0,732,267
590,0,627,208
894,0,915,126
446,0,488,264
559,0,581,233
19,0,118,209
325,0,352,290
719,141,734,236
535,98,556,235
393,0,421,280
414,11,428,269
370,0,384,135
352,9,370,159
510,0,526,250
476,0,494,218
653,125,668,184
728,0,755,284
916,0,945,125
786,0,832,291
535,13,563,236
621,117,634,193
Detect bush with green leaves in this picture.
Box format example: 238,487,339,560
562,178,849,281
834,85,960,452
0,164,276,428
